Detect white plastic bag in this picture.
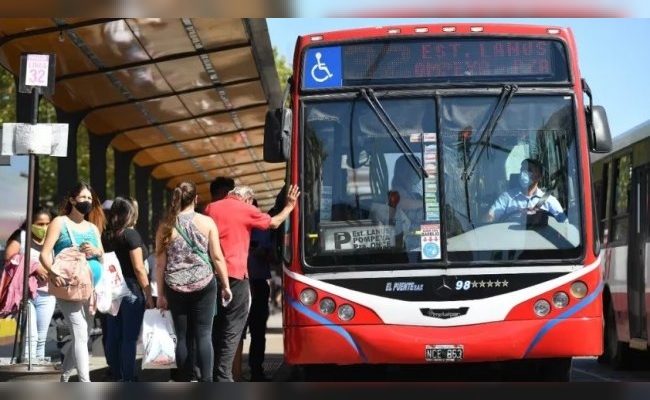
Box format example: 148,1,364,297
95,251,131,315
101,251,132,299
141,309,177,369
95,277,123,316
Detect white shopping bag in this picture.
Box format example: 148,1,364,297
95,251,131,315
141,309,177,369
95,277,123,316
101,251,132,299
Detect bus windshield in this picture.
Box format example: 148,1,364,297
302,93,583,268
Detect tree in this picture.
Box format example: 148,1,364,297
273,46,292,104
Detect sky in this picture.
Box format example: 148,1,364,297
267,18,650,139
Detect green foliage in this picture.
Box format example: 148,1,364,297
273,46,292,105
0,67,115,206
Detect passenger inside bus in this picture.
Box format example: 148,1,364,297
485,158,567,225
390,155,425,253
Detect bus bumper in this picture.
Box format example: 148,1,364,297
284,317,602,365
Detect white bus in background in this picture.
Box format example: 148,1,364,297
591,120,650,369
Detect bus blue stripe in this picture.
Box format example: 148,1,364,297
523,281,603,357
287,294,368,363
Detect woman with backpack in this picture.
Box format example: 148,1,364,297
3,206,55,361
103,196,154,381
40,182,106,382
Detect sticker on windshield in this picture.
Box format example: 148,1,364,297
303,47,342,89
421,224,441,260
423,133,436,142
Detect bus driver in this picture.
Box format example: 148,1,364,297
485,158,567,224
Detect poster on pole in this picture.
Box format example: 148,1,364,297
1,123,69,156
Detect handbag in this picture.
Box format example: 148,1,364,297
49,222,94,302
163,223,213,293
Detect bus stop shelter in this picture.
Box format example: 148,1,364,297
0,18,285,243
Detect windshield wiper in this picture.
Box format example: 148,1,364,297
360,88,428,179
461,84,518,181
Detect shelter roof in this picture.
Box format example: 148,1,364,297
0,18,284,210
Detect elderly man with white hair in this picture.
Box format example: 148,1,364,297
204,184,300,382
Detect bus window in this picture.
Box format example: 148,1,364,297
611,154,631,243
441,95,581,260
596,162,610,241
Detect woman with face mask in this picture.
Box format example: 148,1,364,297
4,206,55,361
39,181,106,382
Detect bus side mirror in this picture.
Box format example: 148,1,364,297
588,105,612,153
264,108,292,162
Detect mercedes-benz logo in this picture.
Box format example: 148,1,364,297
435,276,453,298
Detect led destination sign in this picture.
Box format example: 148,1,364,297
302,39,568,89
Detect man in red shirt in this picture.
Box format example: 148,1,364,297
204,184,300,382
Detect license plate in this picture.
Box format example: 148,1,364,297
425,344,464,362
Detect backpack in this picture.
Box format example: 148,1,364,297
0,233,41,317
48,247,94,302
48,221,95,302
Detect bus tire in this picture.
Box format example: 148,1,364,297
600,299,631,369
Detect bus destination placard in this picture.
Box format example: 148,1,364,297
302,38,568,89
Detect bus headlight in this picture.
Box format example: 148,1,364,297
337,304,355,321
570,281,588,299
552,292,570,309
299,288,317,306
319,298,336,315
533,299,551,317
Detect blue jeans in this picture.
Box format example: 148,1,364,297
105,277,145,381
24,290,56,360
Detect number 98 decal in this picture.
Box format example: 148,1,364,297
455,280,471,290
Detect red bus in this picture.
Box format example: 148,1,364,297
264,22,612,381
592,120,650,369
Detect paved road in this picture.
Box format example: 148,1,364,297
3,311,650,382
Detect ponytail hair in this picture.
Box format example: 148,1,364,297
157,181,196,255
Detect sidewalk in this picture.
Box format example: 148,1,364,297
82,309,286,382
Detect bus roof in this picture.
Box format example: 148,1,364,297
297,23,572,43
590,119,650,164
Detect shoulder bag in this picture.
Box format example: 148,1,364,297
49,221,94,302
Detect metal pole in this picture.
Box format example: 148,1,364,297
16,86,39,367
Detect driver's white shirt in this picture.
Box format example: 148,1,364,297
489,187,567,222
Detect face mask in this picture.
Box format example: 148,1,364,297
519,171,531,189
74,201,93,215
31,224,47,240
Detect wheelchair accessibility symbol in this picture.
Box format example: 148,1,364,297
311,52,333,82
304,47,342,89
